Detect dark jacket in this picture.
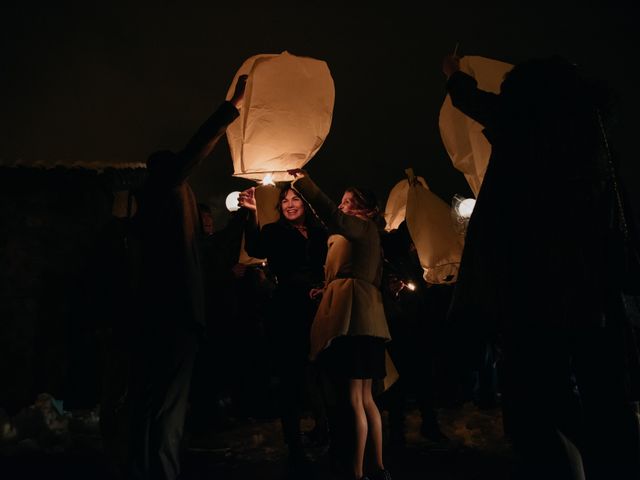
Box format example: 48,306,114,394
135,101,239,332
244,215,327,359
244,217,327,294
446,68,608,335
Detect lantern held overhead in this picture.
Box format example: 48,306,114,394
439,56,513,197
226,52,335,182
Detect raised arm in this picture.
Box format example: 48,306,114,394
443,55,500,129
290,173,370,241
238,186,268,259
175,75,247,182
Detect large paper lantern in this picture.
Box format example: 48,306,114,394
439,56,513,197
384,176,429,231
226,51,335,182
403,170,464,284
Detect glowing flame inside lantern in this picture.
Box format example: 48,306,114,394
261,173,276,186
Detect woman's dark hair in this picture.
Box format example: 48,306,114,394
275,183,322,228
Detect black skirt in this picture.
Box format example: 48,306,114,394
320,335,386,380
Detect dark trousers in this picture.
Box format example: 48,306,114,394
277,359,307,449
127,325,198,480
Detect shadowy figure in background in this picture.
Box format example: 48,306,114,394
125,75,246,480
444,54,640,480
95,196,141,475
188,204,247,434
380,221,451,447
238,185,328,469
197,202,215,236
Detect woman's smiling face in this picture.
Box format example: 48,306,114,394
281,189,305,224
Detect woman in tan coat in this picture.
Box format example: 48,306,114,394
290,169,392,480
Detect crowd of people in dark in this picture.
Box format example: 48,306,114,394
91,54,640,480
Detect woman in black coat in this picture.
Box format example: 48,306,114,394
239,184,328,465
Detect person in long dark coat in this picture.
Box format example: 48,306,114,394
239,185,328,465
126,75,246,480
380,221,451,446
443,54,640,480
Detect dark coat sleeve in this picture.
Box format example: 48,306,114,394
210,209,249,268
243,211,269,259
447,71,500,130
292,175,370,241
147,101,239,187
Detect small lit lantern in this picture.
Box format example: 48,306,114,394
225,191,241,212
451,195,476,235
456,197,476,218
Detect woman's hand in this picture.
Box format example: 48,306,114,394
309,287,324,301
238,186,257,211
385,274,405,298
287,169,307,179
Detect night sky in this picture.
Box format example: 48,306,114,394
2,4,639,224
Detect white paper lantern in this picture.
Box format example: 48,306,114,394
226,51,335,182
439,56,513,197
384,176,429,231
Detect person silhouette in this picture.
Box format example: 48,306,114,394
443,54,640,480
126,75,246,480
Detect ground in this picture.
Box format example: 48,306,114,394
0,402,514,480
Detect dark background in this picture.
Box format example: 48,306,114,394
0,0,639,420
2,3,639,224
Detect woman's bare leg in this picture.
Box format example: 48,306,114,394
362,378,385,470
350,378,367,479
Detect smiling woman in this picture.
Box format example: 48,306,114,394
277,188,306,227
238,184,329,465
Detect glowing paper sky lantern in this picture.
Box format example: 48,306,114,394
226,51,335,182
403,169,464,284
439,56,513,197
384,176,429,232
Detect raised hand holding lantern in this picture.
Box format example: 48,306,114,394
439,56,513,197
